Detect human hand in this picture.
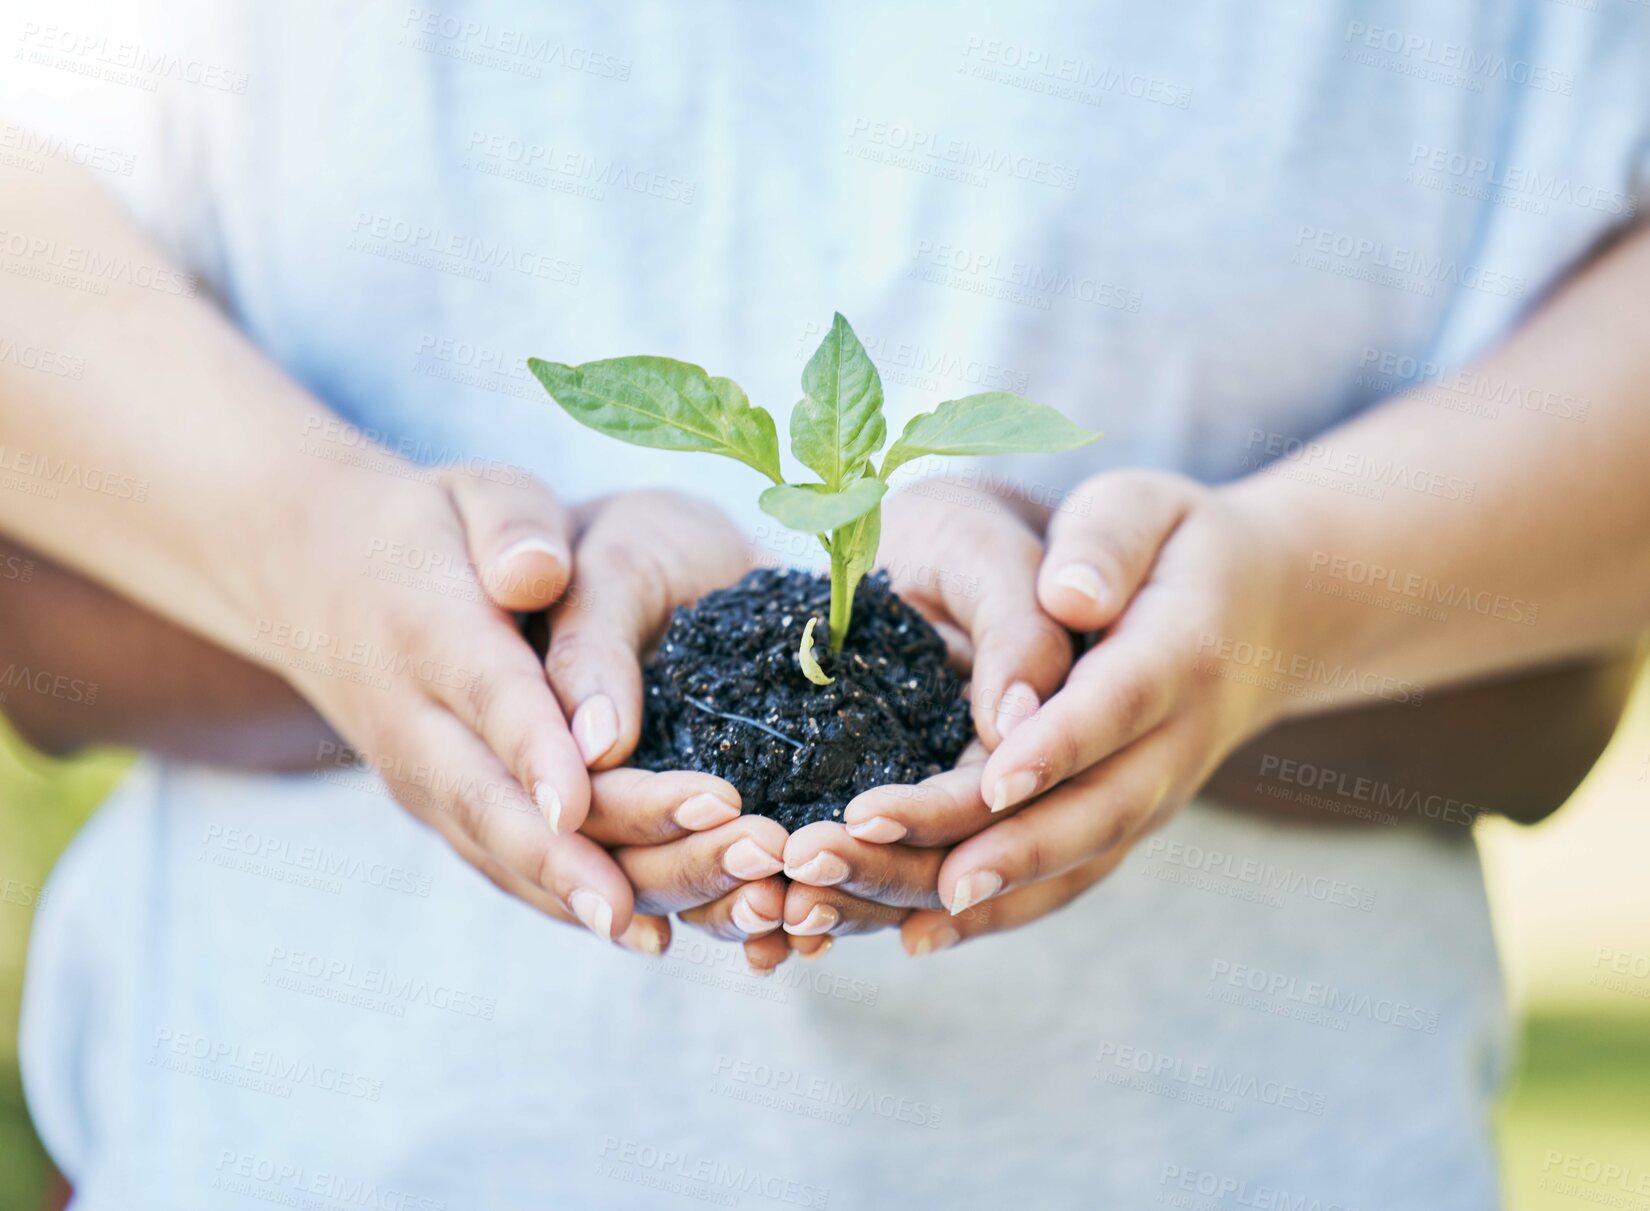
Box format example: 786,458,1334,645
535,491,796,970
246,460,675,946
889,471,1293,955
777,482,1076,945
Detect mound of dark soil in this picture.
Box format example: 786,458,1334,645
632,568,972,831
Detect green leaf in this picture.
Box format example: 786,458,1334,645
881,392,1099,478
798,617,834,685
791,313,887,489
528,356,782,482
757,476,886,535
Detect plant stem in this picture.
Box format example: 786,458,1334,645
828,534,851,652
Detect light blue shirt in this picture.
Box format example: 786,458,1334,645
7,0,1647,1205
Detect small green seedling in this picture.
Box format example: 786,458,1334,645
529,313,1097,682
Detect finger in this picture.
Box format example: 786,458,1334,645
547,492,749,769
425,616,591,834
743,932,793,975
1038,471,1196,632
677,877,787,941
613,815,788,915
783,882,911,937
979,612,1183,813
883,487,1073,748
941,732,1174,918
787,935,834,961
841,741,992,847
781,822,945,910
617,914,673,957
580,767,742,848
378,704,634,941
441,466,573,611
901,853,1117,956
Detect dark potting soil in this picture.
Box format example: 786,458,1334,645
632,568,972,831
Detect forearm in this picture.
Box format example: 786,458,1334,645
0,161,358,649
1225,225,1650,712
0,535,338,769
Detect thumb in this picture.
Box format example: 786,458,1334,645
1037,472,1198,632
442,466,573,611
547,491,751,770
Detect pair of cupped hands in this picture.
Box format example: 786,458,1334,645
275,459,1287,973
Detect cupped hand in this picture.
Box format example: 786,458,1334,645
250,460,662,945
536,490,806,970
892,470,1293,956
777,482,1076,945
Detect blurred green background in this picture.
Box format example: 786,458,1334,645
1,676,1647,1209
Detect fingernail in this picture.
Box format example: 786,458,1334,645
723,838,784,880
675,792,741,831
572,694,619,765
783,852,850,886
845,815,907,844
989,770,1040,813
949,871,1002,916
569,888,615,941
1053,562,1108,607
785,904,840,936
911,925,961,957
800,938,835,961
535,782,564,833
731,894,780,936
994,681,1039,741
747,960,776,978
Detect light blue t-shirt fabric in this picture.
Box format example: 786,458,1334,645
5,0,1649,1206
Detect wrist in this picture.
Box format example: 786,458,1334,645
1213,473,1387,726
